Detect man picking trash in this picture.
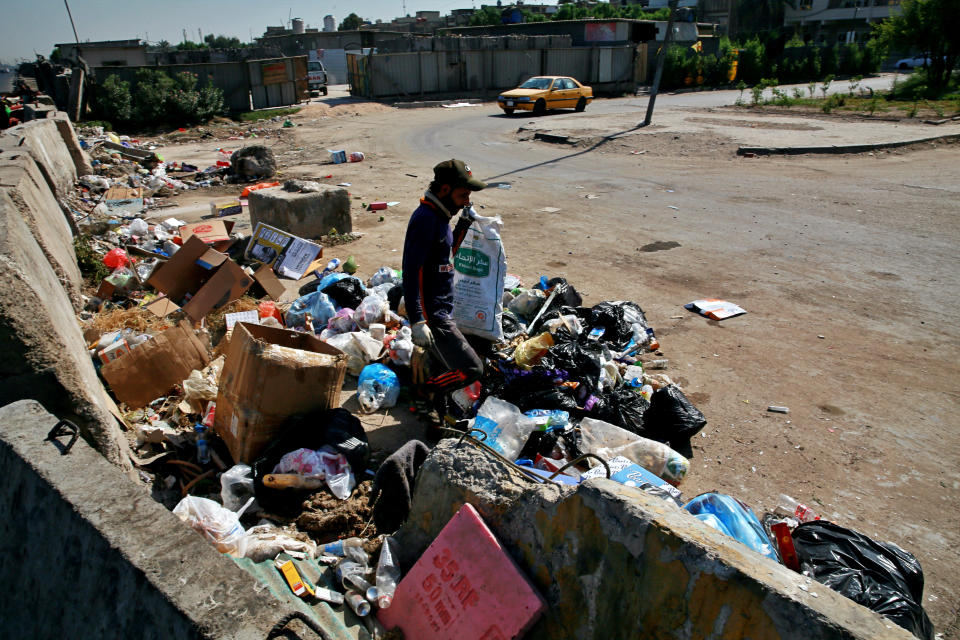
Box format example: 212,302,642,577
402,159,486,435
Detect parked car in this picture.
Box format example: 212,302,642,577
498,76,593,116
895,56,940,70
308,60,328,96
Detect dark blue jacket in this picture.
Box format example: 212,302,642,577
403,198,455,324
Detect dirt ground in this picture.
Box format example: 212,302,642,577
143,95,960,636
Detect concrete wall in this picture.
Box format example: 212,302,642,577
0,117,130,469
396,439,916,640
0,400,291,640
351,45,637,100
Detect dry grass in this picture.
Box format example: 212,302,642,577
81,306,176,335
204,296,261,346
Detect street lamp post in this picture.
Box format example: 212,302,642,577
642,0,679,127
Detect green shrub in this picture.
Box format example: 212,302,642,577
738,37,766,85
91,69,225,130
840,43,864,76
822,45,840,77
92,75,132,125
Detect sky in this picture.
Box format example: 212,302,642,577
0,0,557,63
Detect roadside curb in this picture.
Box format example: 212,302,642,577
392,98,485,109
738,133,960,156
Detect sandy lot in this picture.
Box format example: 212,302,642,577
146,95,960,635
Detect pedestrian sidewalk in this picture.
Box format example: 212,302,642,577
520,105,960,152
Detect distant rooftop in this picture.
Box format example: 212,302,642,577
55,39,143,48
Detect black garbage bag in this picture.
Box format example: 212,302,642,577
387,283,404,312
587,301,648,350
252,408,370,516
528,304,589,335
643,385,706,454
792,521,934,640
548,337,605,393
546,277,584,308
298,277,322,297
322,277,365,310
501,309,527,342
587,386,651,435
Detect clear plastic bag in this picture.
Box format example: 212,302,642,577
387,327,413,366
579,417,689,486
357,364,400,413
354,294,388,329
325,331,383,375
128,218,149,236
220,464,257,512
368,266,400,287
173,495,249,556
508,289,546,320
472,396,537,460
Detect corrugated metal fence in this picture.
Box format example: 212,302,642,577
348,46,636,100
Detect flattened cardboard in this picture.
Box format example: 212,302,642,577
214,323,347,463
180,220,230,244
253,264,286,301
143,295,180,318
246,221,323,280
100,321,210,409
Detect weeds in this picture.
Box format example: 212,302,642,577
808,82,817,98
735,80,747,106
237,107,301,122
793,87,804,100
74,235,110,285
907,101,919,117
820,74,834,98
848,75,862,96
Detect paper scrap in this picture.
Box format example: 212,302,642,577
539,207,561,213
685,299,746,321
225,310,259,331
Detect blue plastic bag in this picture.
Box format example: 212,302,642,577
357,364,400,413
285,290,336,329
685,493,779,561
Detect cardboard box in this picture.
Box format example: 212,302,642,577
252,264,286,301
180,220,230,244
146,235,253,321
214,323,347,463
378,503,546,639
100,321,210,409
246,222,322,280
98,339,131,364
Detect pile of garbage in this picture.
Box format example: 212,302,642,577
74,182,933,637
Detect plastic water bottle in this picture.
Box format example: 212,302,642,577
322,537,366,560
777,494,820,522
194,424,211,464
375,536,401,609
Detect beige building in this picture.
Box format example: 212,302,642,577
784,0,901,45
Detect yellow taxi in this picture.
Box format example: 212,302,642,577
497,76,593,116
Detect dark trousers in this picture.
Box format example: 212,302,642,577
424,316,483,395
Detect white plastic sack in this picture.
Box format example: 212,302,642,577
242,524,317,562
173,496,249,556
326,331,383,375
578,417,689,485
452,209,507,341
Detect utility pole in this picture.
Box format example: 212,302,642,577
63,0,80,44
642,0,678,127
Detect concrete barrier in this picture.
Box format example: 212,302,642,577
396,439,915,640
0,400,291,639
2,118,79,200
0,189,129,469
248,185,352,239
0,149,82,302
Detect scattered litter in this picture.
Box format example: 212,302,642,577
441,102,479,108
668,205,679,210
685,299,747,321
539,207,561,213
767,405,790,414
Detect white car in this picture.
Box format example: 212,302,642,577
895,56,935,70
